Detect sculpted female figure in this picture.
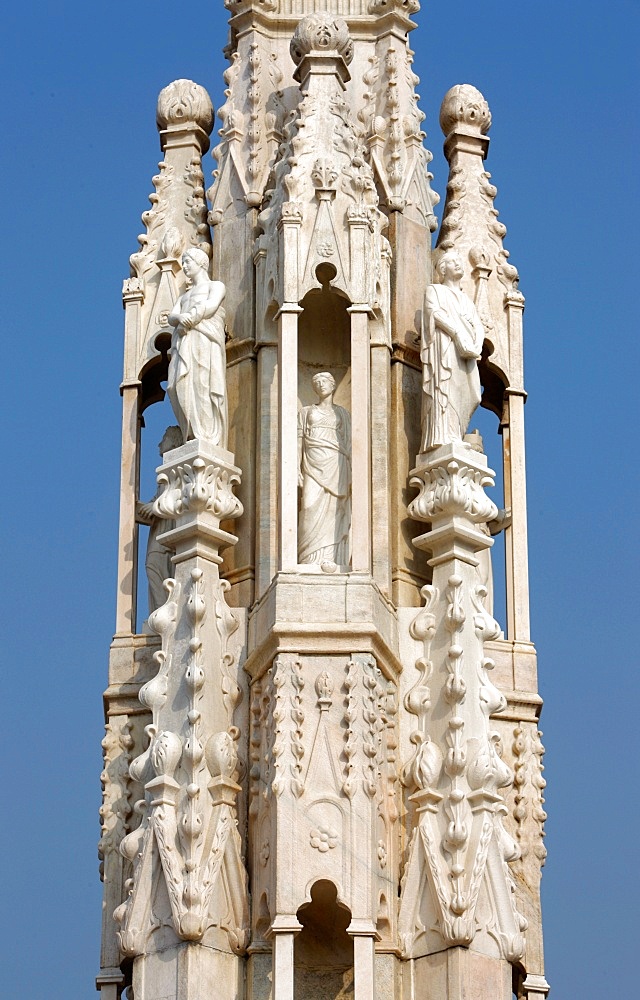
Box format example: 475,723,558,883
421,249,485,451
298,372,351,569
167,247,227,447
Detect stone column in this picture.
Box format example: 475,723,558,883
269,916,302,1000
399,441,526,1000
114,381,141,636
503,385,531,642
113,439,249,1000
277,305,303,572
349,919,379,1000
349,306,372,572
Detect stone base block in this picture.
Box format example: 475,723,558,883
406,948,512,1000
132,944,243,1000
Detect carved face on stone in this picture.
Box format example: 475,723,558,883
312,372,336,400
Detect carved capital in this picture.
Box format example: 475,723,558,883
154,455,243,521
408,451,498,525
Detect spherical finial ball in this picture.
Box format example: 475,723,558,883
439,84,491,137
290,13,354,67
156,79,214,134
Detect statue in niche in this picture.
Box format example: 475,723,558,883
298,372,351,570
421,249,485,451
466,430,511,617
137,425,183,617
167,247,227,447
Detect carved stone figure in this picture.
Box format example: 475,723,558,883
298,372,351,568
421,249,485,451
136,426,183,615
167,247,227,446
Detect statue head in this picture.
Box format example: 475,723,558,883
436,249,464,281
312,371,336,398
181,246,210,276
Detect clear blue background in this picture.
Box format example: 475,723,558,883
2,1,638,996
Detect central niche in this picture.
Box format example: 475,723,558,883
295,880,354,999
297,270,352,571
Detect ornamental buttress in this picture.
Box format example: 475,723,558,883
98,9,549,1000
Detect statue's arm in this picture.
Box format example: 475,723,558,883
201,280,226,320
189,280,225,328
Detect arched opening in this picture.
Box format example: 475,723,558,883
295,880,354,999
298,268,350,409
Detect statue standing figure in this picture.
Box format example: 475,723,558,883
167,246,227,447
298,372,351,569
421,249,485,451
136,425,183,616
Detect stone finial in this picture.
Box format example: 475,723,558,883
290,12,354,67
156,79,214,135
439,84,491,138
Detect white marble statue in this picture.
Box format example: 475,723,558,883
136,425,183,615
298,372,351,569
167,247,227,446
421,249,485,451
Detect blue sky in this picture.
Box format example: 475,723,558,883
2,1,638,997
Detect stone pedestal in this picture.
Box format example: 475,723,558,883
398,443,526,997
112,440,249,1000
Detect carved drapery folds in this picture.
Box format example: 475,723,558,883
399,442,527,962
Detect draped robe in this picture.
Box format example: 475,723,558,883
298,403,351,566
421,283,484,451
167,292,227,447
